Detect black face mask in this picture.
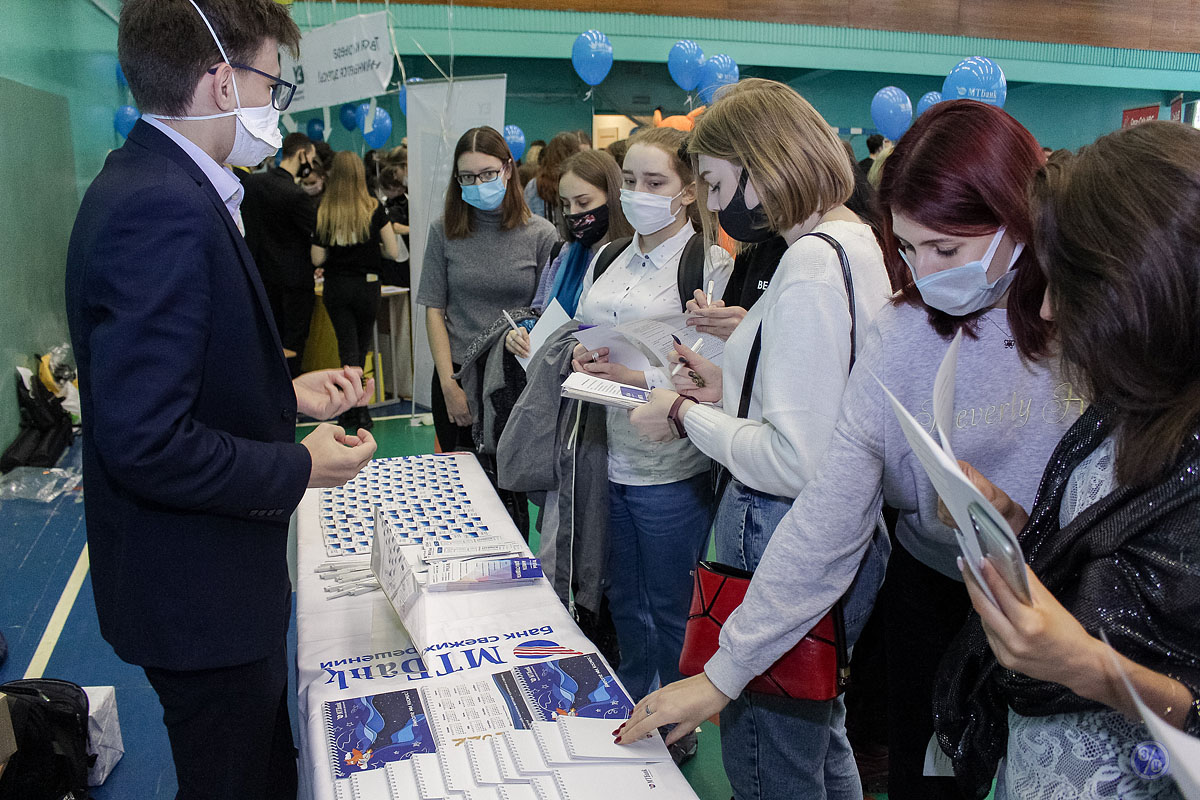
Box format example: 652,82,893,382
296,155,313,179
564,204,610,248
717,168,773,244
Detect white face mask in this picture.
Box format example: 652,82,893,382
620,188,684,236
143,0,282,167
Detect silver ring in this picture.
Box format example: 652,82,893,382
644,705,653,716
591,352,599,363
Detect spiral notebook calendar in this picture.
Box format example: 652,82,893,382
498,654,634,728
549,764,694,799
556,717,670,763
325,688,435,780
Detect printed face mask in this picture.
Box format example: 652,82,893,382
717,169,773,244
564,204,610,247
142,0,282,167
461,174,507,211
900,226,1025,316
620,188,683,236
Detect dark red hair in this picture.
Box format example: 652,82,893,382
877,100,1052,359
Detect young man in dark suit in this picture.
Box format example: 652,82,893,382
243,132,320,377
64,1,377,797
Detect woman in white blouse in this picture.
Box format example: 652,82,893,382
628,79,894,799
570,126,733,725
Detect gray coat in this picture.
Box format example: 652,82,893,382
496,322,610,612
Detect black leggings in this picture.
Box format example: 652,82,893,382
322,275,380,368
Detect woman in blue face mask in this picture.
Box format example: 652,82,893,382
614,101,1076,800
416,125,559,472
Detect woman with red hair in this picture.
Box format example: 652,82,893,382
616,101,1076,800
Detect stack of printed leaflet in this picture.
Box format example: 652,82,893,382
327,653,696,800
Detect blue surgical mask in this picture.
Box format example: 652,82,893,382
900,227,1025,317
461,175,507,211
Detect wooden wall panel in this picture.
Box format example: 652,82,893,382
322,0,1200,54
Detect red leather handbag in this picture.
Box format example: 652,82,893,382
678,561,848,700
678,232,858,701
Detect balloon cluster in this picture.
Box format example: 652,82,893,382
666,40,738,103
869,57,1006,143
336,100,395,148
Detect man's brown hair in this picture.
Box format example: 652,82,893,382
118,0,301,116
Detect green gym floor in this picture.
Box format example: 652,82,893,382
312,411,900,800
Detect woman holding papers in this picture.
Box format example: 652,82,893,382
934,123,1200,800
617,101,1079,800
505,149,635,358
569,126,733,742
417,127,558,452
625,78,893,800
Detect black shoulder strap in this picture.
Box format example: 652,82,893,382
549,240,565,267
676,232,708,311
735,230,857,420
589,237,633,283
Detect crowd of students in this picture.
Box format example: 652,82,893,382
418,80,1200,800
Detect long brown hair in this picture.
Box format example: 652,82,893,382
317,152,377,246
556,150,633,243
443,126,530,240
535,132,582,213
1032,121,1200,485
877,100,1053,359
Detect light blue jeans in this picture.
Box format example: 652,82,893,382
714,478,889,800
605,473,714,701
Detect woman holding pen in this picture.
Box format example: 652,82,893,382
628,78,893,800
621,100,1082,800
569,126,732,761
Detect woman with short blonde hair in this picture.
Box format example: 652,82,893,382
628,77,893,798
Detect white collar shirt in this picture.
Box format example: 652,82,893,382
576,223,696,329
144,115,246,236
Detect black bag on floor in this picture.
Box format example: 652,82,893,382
0,679,91,800
1,372,73,474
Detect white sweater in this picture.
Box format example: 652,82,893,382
684,220,893,498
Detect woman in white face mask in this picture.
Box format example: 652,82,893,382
568,126,732,752
613,101,1080,800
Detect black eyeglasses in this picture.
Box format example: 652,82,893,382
207,63,296,111
455,168,502,186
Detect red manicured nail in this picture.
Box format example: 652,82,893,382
615,736,623,745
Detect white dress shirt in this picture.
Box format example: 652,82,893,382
143,116,246,235
576,223,733,485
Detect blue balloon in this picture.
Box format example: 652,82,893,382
116,63,128,90
354,102,372,132
363,107,393,149
571,30,613,87
697,54,739,104
667,40,704,92
942,57,1007,108
114,105,139,138
339,103,358,131
917,91,943,116
871,86,912,142
504,125,526,161
397,86,407,116
306,118,325,142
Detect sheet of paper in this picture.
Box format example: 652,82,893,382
876,375,1018,607
618,314,725,370
571,326,654,373
932,330,962,460
556,717,670,763
1101,632,1200,799
518,299,572,371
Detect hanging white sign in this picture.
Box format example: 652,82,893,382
280,12,392,113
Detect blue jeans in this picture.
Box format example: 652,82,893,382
605,473,714,701
714,479,890,800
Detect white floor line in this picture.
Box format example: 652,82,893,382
24,543,90,679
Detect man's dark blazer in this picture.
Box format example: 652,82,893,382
65,120,312,671
241,165,317,290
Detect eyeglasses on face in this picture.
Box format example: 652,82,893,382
455,168,503,186
207,62,296,111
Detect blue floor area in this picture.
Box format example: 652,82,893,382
0,443,300,799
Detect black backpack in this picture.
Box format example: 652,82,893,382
0,372,73,474
590,233,712,310
0,679,91,800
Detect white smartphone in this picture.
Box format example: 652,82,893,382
967,501,1032,604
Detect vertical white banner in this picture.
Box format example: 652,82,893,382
408,75,507,409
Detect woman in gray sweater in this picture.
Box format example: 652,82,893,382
616,102,1077,800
